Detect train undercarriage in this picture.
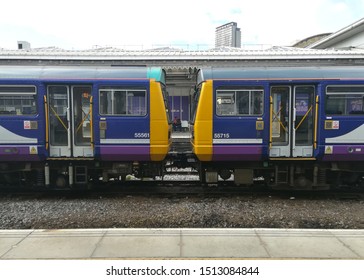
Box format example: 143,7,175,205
196,160,364,190
1,157,364,191
0,160,165,189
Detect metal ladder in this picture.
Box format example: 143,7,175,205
275,165,289,184
75,166,88,184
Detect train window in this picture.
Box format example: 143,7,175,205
162,86,171,123
191,86,201,124
216,87,263,116
0,86,37,115
99,87,146,116
326,86,364,115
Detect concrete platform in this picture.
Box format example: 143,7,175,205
0,228,363,259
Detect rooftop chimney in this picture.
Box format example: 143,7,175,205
17,41,31,50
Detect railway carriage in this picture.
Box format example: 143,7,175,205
0,66,171,188
191,66,364,189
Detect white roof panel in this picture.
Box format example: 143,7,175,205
1,46,364,61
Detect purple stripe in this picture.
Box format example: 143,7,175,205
99,145,150,161
322,145,364,161
213,145,263,161
0,146,41,161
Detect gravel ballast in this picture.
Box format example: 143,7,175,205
1,193,363,229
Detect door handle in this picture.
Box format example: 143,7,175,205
67,107,70,122
293,108,296,122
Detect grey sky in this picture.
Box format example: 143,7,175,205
0,0,363,50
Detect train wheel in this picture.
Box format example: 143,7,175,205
199,166,206,184
55,174,67,188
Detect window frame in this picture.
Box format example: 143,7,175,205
0,85,37,116
215,86,264,117
98,87,147,116
325,85,364,116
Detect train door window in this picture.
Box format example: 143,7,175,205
326,86,364,115
294,86,314,146
72,86,92,146
271,87,290,145
48,86,69,146
0,86,37,115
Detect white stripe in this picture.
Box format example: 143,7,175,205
326,139,364,144
0,125,37,144
326,124,364,144
100,139,150,144
213,138,263,144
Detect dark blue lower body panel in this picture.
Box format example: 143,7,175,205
98,145,150,161
213,145,263,161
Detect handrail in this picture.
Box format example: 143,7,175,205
90,96,94,150
314,95,319,149
295,105,313,130
44,96,49,150
272,107,288,132
269,96,273,149
49,105,68,131
76,110,91,133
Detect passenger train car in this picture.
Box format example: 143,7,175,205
191,66,364,189
0,66,171,188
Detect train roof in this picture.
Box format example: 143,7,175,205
0,66,166,84
197,66,364,84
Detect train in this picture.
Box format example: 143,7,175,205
0,66,171,188
191,66,364,189
1,64,364,190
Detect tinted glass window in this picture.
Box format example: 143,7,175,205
326,86,364,115
0,86,37,115
216,87,263,116
99,87,147,116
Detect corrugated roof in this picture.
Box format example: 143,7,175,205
1,46,364,60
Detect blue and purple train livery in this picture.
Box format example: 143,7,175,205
191,66,364,189
0,66,171,187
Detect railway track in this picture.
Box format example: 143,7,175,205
1,178,363,201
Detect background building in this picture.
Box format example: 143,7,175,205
215,22,241,48
292,18,364,49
